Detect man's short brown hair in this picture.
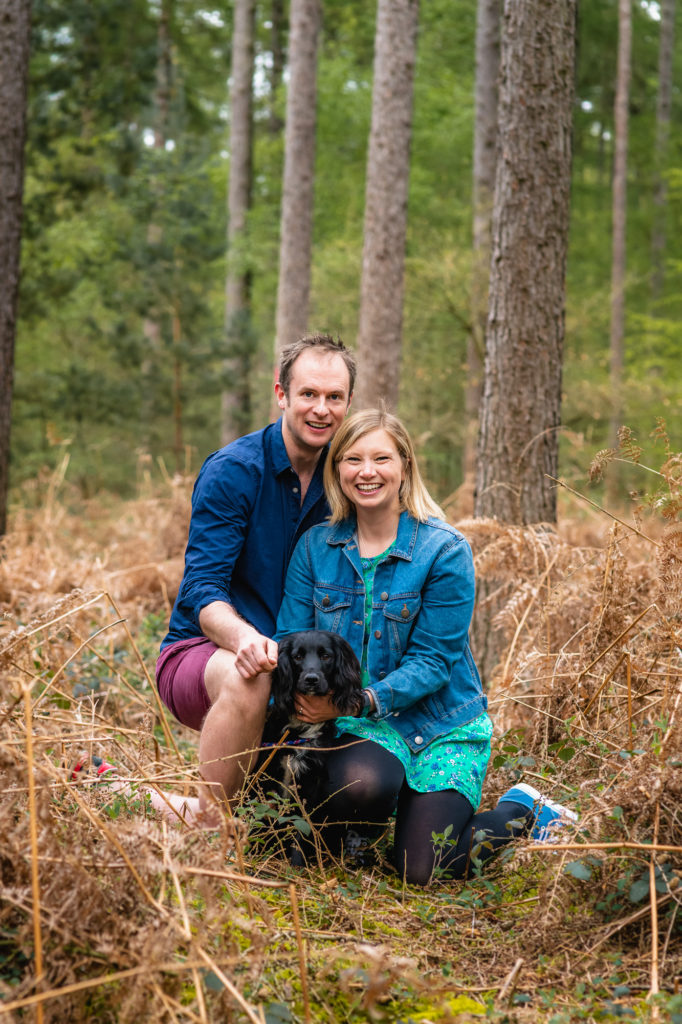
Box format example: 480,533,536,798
278,333,357,398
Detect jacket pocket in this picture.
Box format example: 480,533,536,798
313,587,353,634
382,595,421,654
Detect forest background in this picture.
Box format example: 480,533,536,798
2,2,682,1019
11,0,682,508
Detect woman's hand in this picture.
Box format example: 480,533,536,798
294,692,345,723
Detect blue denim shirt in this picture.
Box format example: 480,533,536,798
162,420,330,649
276,511,487,752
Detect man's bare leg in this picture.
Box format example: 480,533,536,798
199,648,271,821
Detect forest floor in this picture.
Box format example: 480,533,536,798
0,458,680,1023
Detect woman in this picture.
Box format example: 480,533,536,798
276,409,576,885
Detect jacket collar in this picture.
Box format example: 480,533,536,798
325,509,418,560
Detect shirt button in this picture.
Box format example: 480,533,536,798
322,596,330,606
374,629,381,639
292,486,299,494
414,735,423,745
380,592,388,601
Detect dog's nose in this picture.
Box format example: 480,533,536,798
299,673,328,694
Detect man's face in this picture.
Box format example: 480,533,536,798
276,349,352,457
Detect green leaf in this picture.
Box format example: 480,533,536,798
202,970,224,992
629,877,650,903
564,860,593,881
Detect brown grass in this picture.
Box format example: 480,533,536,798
0,462,680,1022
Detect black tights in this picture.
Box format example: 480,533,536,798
316,735,531,886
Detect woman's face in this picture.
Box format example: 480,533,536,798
337,428,406,517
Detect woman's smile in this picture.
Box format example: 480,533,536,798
338,428,405,513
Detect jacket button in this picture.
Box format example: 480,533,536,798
380,591,388,601
401,605,410,619
414,735,423,745
379,671,386,679
374,629,381,639
322,596,330,606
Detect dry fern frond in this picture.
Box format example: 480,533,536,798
589,447,616,482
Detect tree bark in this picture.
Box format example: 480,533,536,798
141,0,172,449
607,0,631,493
355,0,419,410
273,0,321,362
474,0,576,525
221,0,255,444
651,0,674,302
268,0,286,135
464,0,500,487
0,0,32,536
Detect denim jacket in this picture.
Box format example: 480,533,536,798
276,511,487,752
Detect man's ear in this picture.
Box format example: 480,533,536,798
274,380,286,410
346,391,353,411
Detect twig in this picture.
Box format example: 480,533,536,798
587,892,673,954
582,652,627,714
502,554,558,683
0,956,246,1017
29,618,127,714
497,957,523,1006
290,883,312,1023
627,653,633,747
105,591,182,761
531,840,682,854
577,605,656,683
649,802,660,1015
180,865,287,888
548,476,660,546
23,687,45,1024
195,948,263,1024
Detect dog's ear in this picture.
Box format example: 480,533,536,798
332,635,363,714
272,637,296,715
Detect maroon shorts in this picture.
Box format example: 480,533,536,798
155,636,219,732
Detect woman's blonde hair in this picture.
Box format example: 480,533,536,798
324,408,445,524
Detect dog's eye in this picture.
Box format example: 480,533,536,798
293,652,304,663
320,652,331,662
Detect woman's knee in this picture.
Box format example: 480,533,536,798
327,764,399,812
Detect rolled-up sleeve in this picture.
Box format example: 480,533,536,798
175,456,257,627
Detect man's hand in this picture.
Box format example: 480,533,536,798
234,633,278,680
199,602,278,680
294,692,346,724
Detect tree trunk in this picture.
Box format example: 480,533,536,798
141,0,172,448
354,0,419,410
651,0,674,302
221,0,255,445
268,0,286,135
474,0,576,525
464,0,500,489
273,0,321,363
0,0,32,536
606,0,631,505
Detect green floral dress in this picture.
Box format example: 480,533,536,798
335,544,492,810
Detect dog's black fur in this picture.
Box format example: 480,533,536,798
264,629,363,806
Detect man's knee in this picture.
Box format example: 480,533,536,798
204,649,271,719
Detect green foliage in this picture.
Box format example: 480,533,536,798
11,0,682,503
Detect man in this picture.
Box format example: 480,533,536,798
156,333,355,822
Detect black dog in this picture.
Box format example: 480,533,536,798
263,630,363,807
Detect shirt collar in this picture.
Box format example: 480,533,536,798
269,417,329,485
269,418,293,476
